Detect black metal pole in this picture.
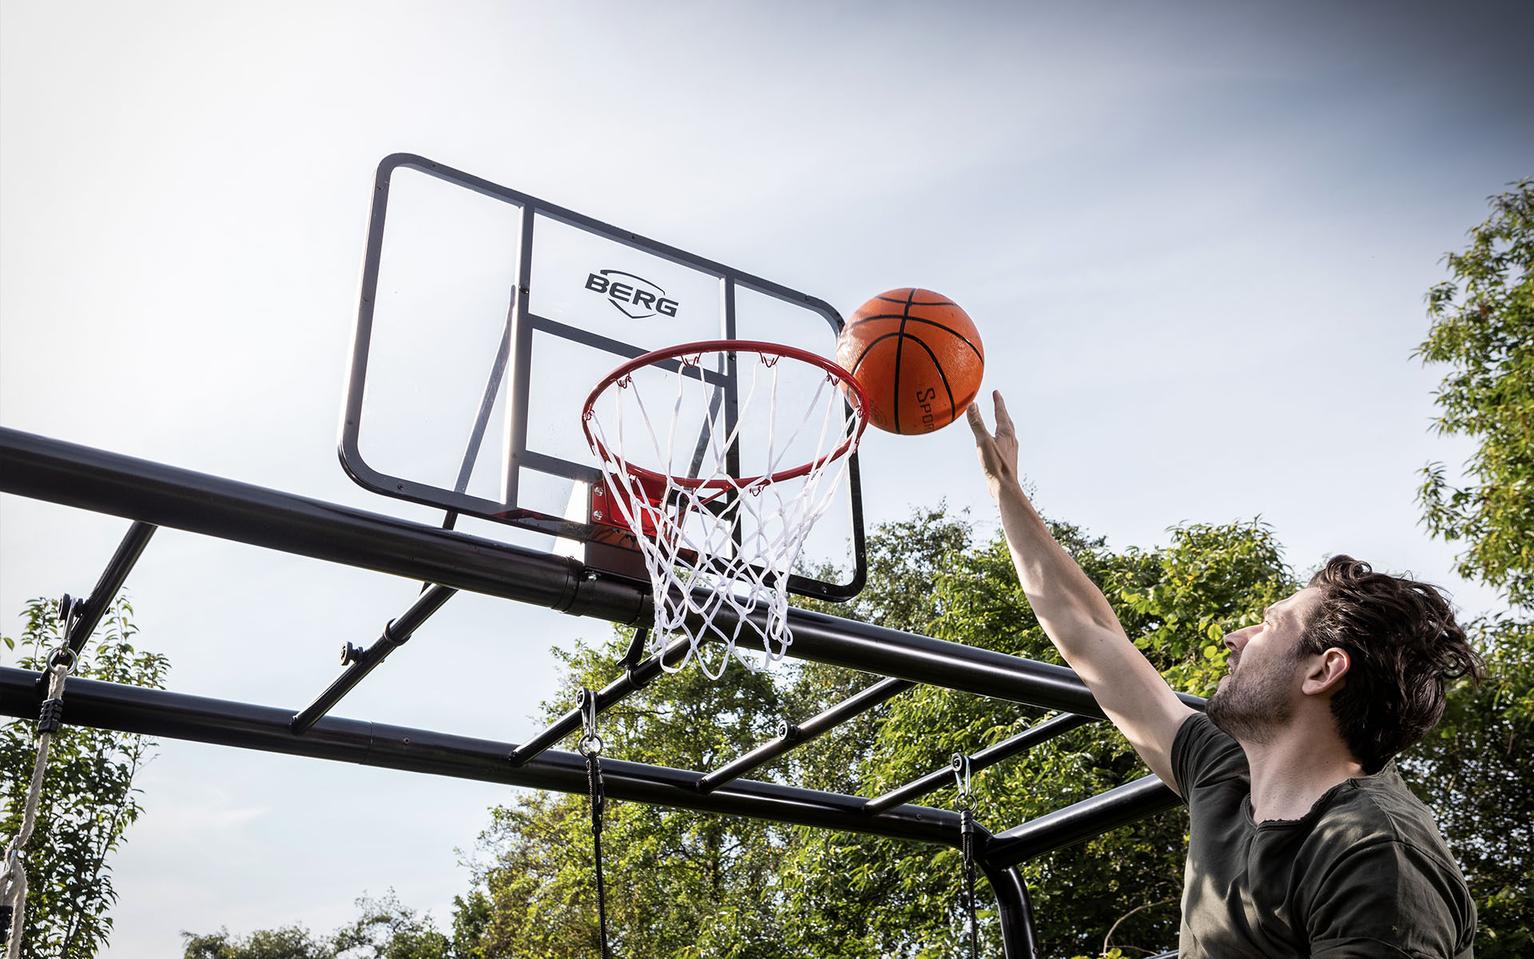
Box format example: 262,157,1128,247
982,774,1180,869
696,678,914,794
982,862,1042,959
64,521,157,655
0,666,960,845
507,635,690,767
0,426,642,623
289,584,458,733
864,713,1097,814
0,429,1211,719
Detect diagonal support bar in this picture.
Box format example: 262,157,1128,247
289,584,457,732
982,773,1180,868
696,677,915,794
65,521,158,655
507,634,689,766
864,712,1097,814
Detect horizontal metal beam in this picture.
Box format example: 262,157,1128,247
982,773,1181,868
0,429,1208,719
290,584,458,733
697,678,914,794
0,666,963,846
0,427,644,624
865,712,1097,814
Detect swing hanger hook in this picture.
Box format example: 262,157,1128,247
951,753,974,810
577,688,603,758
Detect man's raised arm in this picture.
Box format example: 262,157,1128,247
967,391,1194,790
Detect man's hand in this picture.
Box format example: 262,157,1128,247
966,390,1020,496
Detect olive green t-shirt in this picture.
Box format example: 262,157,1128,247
1170,713,1475,957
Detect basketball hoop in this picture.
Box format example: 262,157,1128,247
582,340,868,678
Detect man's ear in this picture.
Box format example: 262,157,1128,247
1301,647,1350,697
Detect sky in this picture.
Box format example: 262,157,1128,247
2,1,1532,954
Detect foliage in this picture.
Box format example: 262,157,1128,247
1416,179,1534,610
1,595,168,959
181,894,450,959
1409,179,1534,954
182,925,328,959
462,626,789,958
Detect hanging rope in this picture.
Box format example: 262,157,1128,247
1,598,81,958
952,753,979,959
578,689,613,958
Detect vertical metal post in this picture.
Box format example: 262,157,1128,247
982,862,1042,959
720,276,743,561
502,204,537,506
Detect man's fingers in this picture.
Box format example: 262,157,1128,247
965,402,990,442
993,390,1017,437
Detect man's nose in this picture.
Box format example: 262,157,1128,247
1224,626,1253,653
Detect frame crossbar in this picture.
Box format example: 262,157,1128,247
696,677,915,794
864,712,1098,814
0,428,1206,719
507,634,691,767
290,584,458,733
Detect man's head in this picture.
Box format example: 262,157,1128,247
1206,555,1483,772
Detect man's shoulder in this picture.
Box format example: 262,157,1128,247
1171,712,1248,798
1298,764,1475,955
1308,763,1464,874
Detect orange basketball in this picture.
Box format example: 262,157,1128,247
836,288,984,434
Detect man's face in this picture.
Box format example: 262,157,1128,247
1205,586,1326,743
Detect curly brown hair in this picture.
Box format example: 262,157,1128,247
1298,555,1484,773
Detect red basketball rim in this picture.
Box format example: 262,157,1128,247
582,339,869,493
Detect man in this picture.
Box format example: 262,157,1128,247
967,392,1481,957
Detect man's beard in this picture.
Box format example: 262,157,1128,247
1206,658,1293,744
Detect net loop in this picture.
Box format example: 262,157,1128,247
583,340,867,678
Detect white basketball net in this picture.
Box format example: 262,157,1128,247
584,344,866,679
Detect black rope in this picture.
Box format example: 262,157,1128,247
579,688,613,958
953,753,979,958
961,805,979,959
586,750,611,958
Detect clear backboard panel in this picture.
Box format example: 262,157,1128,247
340,154,865,600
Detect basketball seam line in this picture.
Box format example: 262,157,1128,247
876,293,956,307
892,288,915,434
850,330,959,431
901,333,958,427
843,314,983,361
849,331,906,375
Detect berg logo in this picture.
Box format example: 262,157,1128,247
585,269,679,319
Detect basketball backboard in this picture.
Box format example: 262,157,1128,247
340,154,865,600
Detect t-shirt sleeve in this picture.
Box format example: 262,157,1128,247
1306,838,1476,958
1169,711,1245,801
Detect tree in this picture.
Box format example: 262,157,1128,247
1408,179,1534,956
1401,618,1533,958
462,628,790,958
1417,179,1534,610
1,596,169,959
181,893,451,959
